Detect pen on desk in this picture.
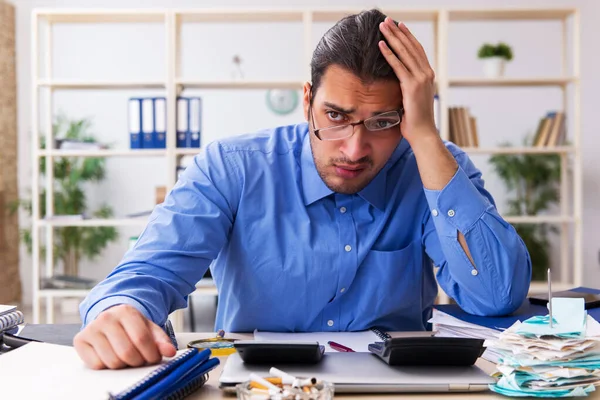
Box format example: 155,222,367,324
548,268,553,328
327,341,355,352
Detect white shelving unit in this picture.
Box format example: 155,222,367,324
31,7,581,329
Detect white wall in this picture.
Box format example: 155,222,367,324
11,0,600,305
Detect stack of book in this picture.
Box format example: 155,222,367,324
0,304,24,334
448,107,479,148
533,111,567,147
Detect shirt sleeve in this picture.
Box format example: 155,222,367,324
79,141,242,327
421,145,532,316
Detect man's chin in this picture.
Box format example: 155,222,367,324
323,176,371,195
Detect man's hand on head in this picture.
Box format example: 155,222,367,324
73,304,176,370
378,17,438,146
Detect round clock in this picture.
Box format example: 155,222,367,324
266,89,299,115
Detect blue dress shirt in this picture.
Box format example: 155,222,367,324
80,123,531,332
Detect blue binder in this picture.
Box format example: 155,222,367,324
128,98,142,149
108,348,219,400
153,97,167,149
435,287,600,331
177,97,189,148
189,97,202,148
141,98,154,149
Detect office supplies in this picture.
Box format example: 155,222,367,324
187,329,237,356
485,299,600,397
530,289,600,310
254,329,392,353
219,351,495,393
128,98,142,149
0,342,219,400
368,336,485,366
0,331,39,349
234,340,325,364
0,305,23,332
153,97,166,149
189,97,201,148
141,98,154,149
327,340,355,352
176,97,189,148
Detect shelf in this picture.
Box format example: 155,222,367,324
177,9,304,23
312,9,438,22
448,77,576,87
38,289,91,297
38,149,168,158
35,9,166,23
37,80,165,90
448,8,575,21
529,281,574,294
177,79,304,90
37,218,149,227
503,215,574,224
462,146,574,155
175,148,202,156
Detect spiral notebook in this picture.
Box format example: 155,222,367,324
0,304,24,332
0,341,219,400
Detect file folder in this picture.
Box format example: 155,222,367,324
189,97,202,148
141,98,154,149
177,97,189,148
128,98,142,149
153,97,166,149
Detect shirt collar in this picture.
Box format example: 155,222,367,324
300,123,411,210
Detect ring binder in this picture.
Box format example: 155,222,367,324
370,327,392,341
109,348,220,400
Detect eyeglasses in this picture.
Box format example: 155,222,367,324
310,106,404,141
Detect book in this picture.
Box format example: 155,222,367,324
0,304,24,332
0,342,219,400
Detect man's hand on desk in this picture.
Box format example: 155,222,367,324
73,304,176,370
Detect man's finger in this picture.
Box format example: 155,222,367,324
397,21,431,67
379,20,420,74
74,336,105,370
148,320,177,357
103,321,146,367
89,331,127,370
378,40,409,81
120,311,163,365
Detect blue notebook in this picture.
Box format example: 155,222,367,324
435,287,600,331
108,347,219,400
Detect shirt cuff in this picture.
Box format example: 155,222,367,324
82,295,152,327
423,166,489,237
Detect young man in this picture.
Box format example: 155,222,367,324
75,9,531,370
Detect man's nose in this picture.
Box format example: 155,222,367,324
339,125,370,162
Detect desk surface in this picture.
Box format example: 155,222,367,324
175,332,560,400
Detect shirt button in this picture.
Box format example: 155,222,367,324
344,245,352,252
340,288,346,293
327,320,334,327
432,209,438,217
447,209,455,217
340,207,347,214
471,269,478,276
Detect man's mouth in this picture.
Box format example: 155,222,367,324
334,164,366,179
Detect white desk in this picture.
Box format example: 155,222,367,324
175,332,595,400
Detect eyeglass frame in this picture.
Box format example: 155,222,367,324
308,99,404,141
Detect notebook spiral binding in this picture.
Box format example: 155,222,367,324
164,373,209,400
371,327,392,341
110,348,198,400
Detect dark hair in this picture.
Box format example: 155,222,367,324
310,9,398,100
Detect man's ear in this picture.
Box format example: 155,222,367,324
302,82,312,121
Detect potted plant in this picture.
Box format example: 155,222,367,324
11,115,119,279
478,42,513,78
488,136,561,281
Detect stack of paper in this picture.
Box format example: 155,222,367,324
485,298,600,397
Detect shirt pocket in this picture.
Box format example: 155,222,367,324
356,240,423,320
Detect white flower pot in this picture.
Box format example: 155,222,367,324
482,57,506,78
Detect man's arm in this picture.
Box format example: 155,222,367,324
79,141,241,327
421,146,532,315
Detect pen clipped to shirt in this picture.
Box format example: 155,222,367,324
327,341,355,352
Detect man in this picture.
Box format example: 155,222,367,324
75,9,531,370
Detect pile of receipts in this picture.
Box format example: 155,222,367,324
485,298,600,397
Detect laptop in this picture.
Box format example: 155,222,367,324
219,352,495,393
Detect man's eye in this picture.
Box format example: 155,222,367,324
326,111,345,122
